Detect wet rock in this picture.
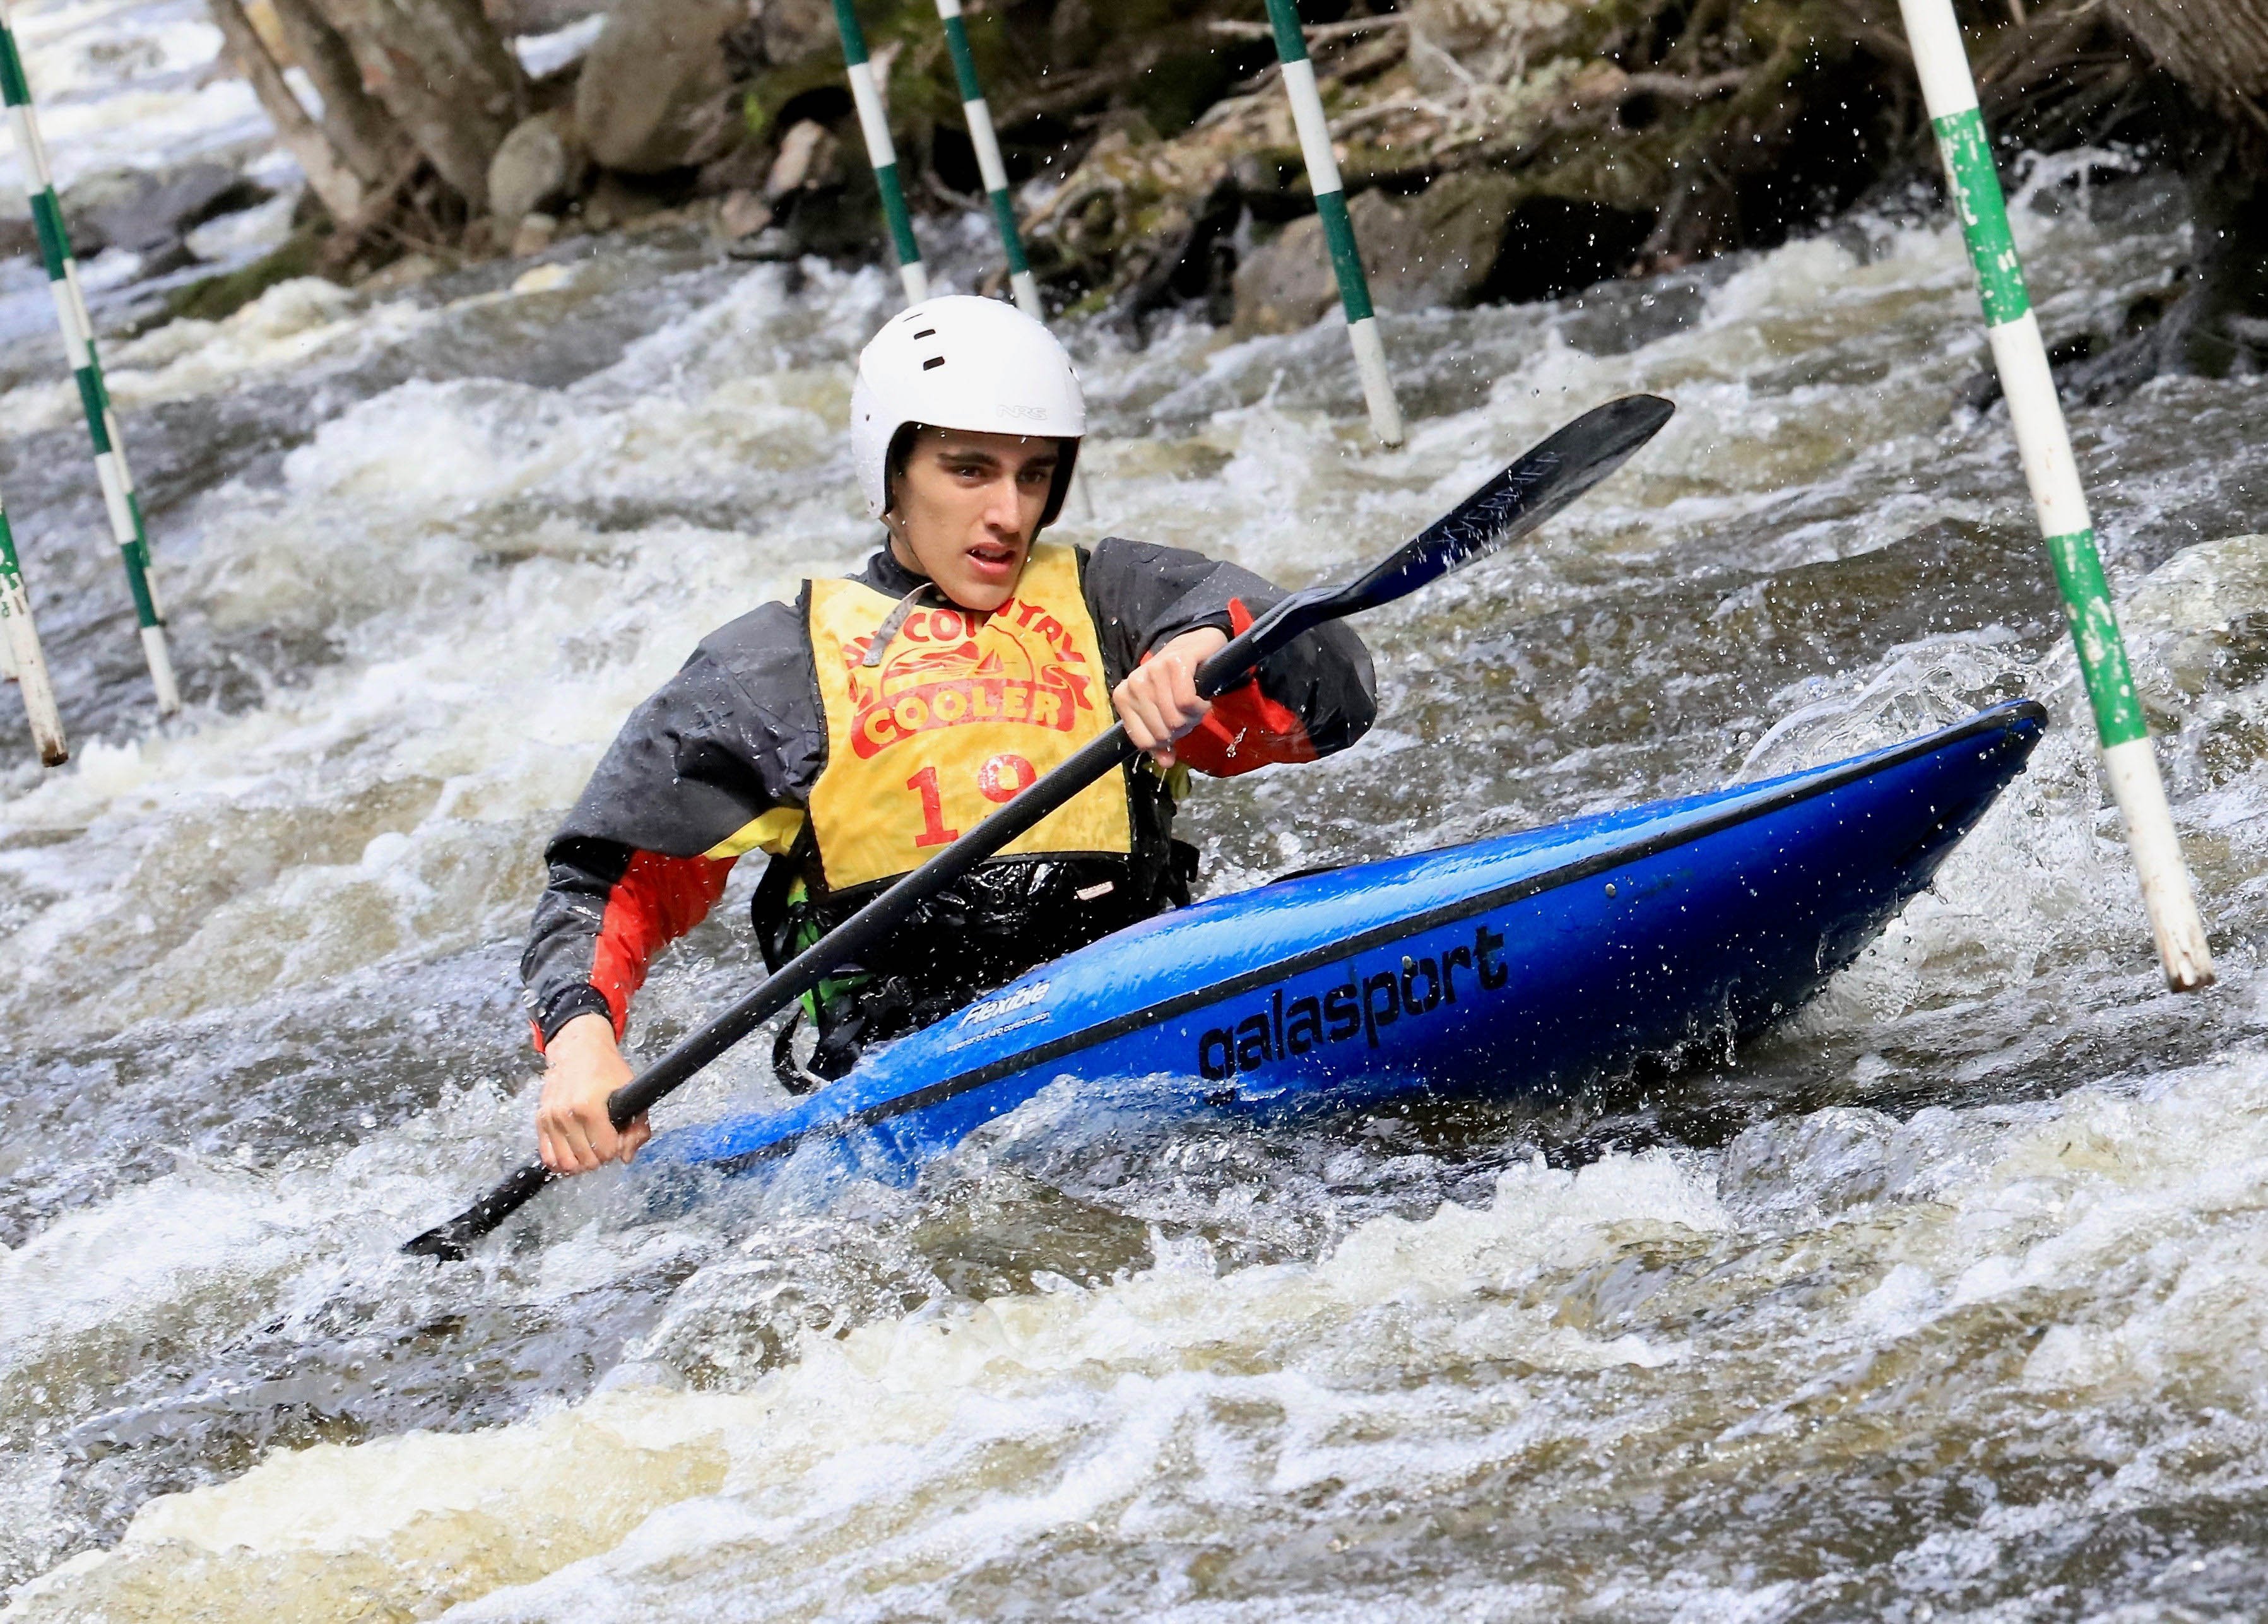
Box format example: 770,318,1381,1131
581,172,660,232
1382,171,1527,303
573,0,745,174
487,109,589,225
510,210,560,256
2110,533,2268,775
764,118,839,200
1231,172,1523,337
1025,115,1272,321
358,251,442,294
1960,174,2268,415
62,163,273,258
1231,207,1344,338
717,188,772,240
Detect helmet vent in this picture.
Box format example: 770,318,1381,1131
912,328,936,339
921,356,946,370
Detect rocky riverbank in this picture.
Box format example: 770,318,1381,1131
15,0,2268,379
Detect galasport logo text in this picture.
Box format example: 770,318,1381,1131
1196,926,1513,1081
841,599,1097,760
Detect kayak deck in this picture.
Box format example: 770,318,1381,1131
651,700,2047,1180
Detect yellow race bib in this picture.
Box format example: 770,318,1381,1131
804,543,1133,891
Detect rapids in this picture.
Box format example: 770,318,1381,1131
4,2,2268,1618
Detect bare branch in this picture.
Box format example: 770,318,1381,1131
205,0,366,219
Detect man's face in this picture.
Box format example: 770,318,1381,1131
886,427,1061,612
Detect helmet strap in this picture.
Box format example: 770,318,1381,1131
880,510,926,577
1039,438,1080,532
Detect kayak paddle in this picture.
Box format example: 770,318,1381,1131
402,392,1675,1260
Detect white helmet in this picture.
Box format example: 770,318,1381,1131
850,294,1085,529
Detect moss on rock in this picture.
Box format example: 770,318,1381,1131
165,227,329,324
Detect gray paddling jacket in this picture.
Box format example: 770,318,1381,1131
520,538,1377,1081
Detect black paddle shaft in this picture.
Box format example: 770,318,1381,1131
401,393,1674,1260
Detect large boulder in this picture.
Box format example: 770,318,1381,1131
488,109,589,223
574,0,747,174
1231,171,1523,337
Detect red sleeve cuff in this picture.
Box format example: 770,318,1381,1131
531,984,616,1053
1171,598,1318,778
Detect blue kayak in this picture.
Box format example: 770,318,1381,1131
651,700,2045,1180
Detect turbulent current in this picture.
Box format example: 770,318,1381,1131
6,5,2268,1620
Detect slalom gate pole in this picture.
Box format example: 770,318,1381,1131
932,0,1036,317
829,0,928,305
1899,0,2212,991
930,0,1094,519
1260,0,1402,447
0,0,178,717
0,486,66,765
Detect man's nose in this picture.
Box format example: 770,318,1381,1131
982,474,1023,533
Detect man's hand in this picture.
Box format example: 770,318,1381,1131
1114,625,1229,768
536,1011,649,1174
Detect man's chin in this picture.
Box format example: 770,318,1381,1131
947,583,1017,613
944,553,1024,611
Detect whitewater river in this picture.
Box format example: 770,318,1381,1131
5,3,2268,1619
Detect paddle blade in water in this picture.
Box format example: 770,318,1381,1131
401,1162,552,1261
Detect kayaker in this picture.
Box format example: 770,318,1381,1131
523,295,1378,1175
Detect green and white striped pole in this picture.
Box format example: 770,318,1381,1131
0,488,66,765
932,0,1037,319
0,0,178,718
1261,0,1402,447
930,0,1092,519
829,0,928,306
1900,0,2212,991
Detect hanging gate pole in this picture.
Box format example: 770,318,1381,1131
932,0,1038,319
0,0,179,717
1260,0,1402,447
930,0,1094,519
0,486,66,765
1899,0,2212,991
828,0,928,305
